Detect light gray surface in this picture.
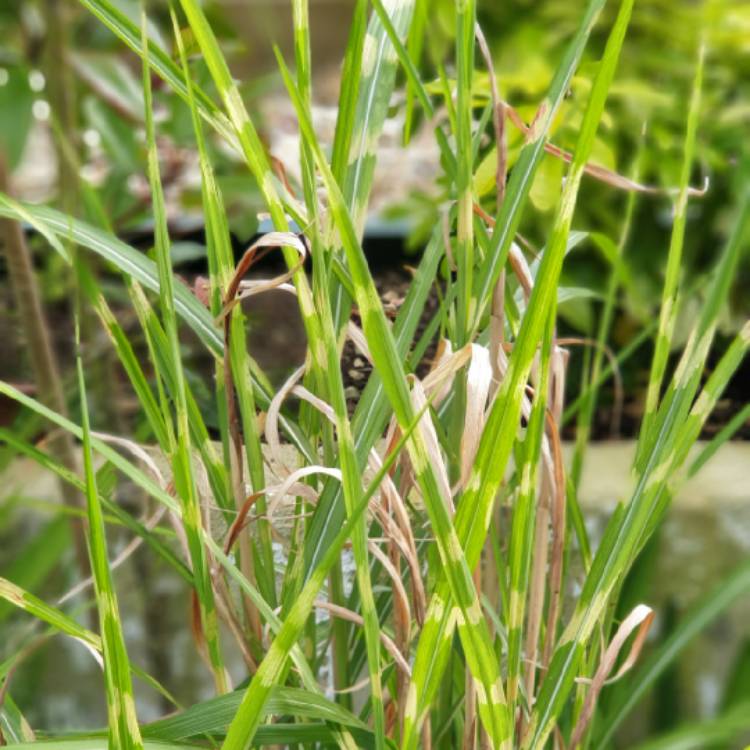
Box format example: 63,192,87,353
2,440,749,731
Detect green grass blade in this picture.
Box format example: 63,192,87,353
471,0,610,329
172,7,277,619
324,0,420,456
77,0,233,140
0,693,34,744
78,264,170,447
170,9,234,480
139,5,226,692
0,197,222,354
688,402,750,478
403,0,427,144
0,576,101,653
404,1,634,743
144,686,369,741
175,0,297,239
330,0,367,186
505,311,554,707
288,4,386,742
75,316,144,749
636,181,750,475
338,0,416,236
639,43,705,451
300,229,443,580
326,0,417,364
369,0,454,171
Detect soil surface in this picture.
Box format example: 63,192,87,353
2,243,748,441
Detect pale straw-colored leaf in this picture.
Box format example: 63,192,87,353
567,605,655,749
460,344,493,488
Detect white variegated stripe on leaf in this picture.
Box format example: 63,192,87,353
640,44,705,447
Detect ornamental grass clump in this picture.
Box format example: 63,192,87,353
0,0,749,748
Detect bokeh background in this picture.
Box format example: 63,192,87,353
1,0,749,745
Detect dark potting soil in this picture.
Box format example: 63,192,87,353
1,222,748,441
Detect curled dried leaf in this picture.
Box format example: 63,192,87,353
314,599,411,677
218,231,308,322
567,604,655,749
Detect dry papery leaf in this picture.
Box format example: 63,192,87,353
566,604,655,749
217,231,308,322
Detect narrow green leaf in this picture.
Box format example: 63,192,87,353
639,44,705,447
406,1,634,743
76,315,144,748
144,686,368,740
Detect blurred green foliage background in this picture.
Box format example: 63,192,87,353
0,0,748,345
1,0,749,744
